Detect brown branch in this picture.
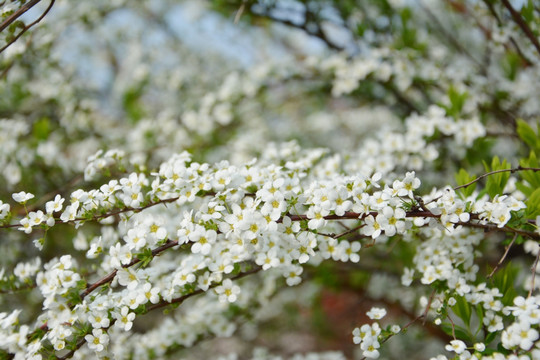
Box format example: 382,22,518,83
529,248,540,298
56,337,86,360
80,239,182,300
419,0,480,66
453,166,540,191
421,289,436,325
251,11,344,52
457,220,539,240
446,314,457,339
488,233,517,278
57,266,263,359
481,0,534,66
501,0,540,57
233,1,246,24
488,233,518,277
0,0,41,32
0,0,55,54
0,195,183,230
146,266,262,312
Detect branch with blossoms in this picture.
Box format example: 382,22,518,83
3,165,538,309
1,150,539,358
53,265,263,360
2,1,540,359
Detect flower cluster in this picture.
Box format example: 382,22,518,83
502,296,540,353
1,0,540,359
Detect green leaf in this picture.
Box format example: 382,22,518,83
516,119,540,152
136,248,154,268
475,304,485,333
519,152,540,197
521,0,535,22
482,156,511,198
65,287,82,305
501,51,521,80
33,117,51,140
525,188,540,218
452,295,472,327
455,168,476,198
491,263,519,306
446,86,468,118
441,323,472,342
122,82,147,123
246,184,258,193
231,262,242,275
485,330,497,345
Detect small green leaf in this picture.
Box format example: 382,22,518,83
441,323,472,342
246,184,258,193
501,51,521,80
485,330,497,345
519,151,540,196
491,263,519,306
525,188,540,218
136,248,154,268
455,168,476,198
33,117,51,140
516,119,540,152
446,86,468,118
482,156,510,198
231,262,242,275
452,295,472,327
521,0,535,23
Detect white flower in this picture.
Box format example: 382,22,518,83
338,240,361,263
45,195,65,214
0,201,10,220
215,279,241,303
18,217,33,234
113,306,135,331
366,307,387,320
284,265,303,286
117,268,139,290
12,191,34,204
401,267,414,286
85,329,109,352
88,311,110,329
473,343,485,352
445,339,466,354
362,215,382,239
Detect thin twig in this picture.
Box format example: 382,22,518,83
80,239,182,300
0,0,41,32
488,233,517,278
422,289,436,325
481,0,533,66
57,266,262,359
501,0,540,57
446,314,457,339
528,247,540,298
419,0,480,66
146,266,262,312
252,11,344,51
233,1,246,24
0,0,55,54
453,166,540,191
333,224,364,239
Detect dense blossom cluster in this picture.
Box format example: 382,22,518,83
1,0,540,359
0,141,537,358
